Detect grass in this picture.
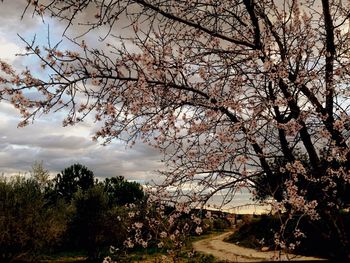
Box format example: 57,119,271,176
32,239,217,263
13,222,231,263
38,250,87,263
39,257,87,263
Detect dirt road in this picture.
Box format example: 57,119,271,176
192,231,326,262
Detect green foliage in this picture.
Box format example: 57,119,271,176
52,163,95,202
0,176,67,262
212,218,231,230
201,218,214,233
68,185,109,262
103,176,144,206
31,161,51,190
0,163,148,262
226,214,279,249
68,177,143,262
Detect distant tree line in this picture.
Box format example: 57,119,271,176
0,163,145,263
0,163,233,263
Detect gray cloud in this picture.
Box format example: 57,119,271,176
0,2,255,210
2,134,95,150
0,1,166,185
0,2,41,37
0,98,164,181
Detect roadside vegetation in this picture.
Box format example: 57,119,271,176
0,162,232,263
0,162,144,263
226,212,350,260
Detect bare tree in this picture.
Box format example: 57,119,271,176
1,0,350,259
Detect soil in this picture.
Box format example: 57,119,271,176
192,231,327,262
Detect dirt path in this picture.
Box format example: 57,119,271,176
192,231,326,262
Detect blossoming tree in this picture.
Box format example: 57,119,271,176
1,0,350,259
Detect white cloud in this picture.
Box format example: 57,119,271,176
0,98,164,181
0,37,23,63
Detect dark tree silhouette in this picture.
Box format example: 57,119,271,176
103,176,144,206
53,163,95,202
69,185,109,263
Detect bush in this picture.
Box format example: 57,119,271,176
226,213,350,259
226,214,284,248
213,218,231,230
0,177,67,262
68,186,110,262
103,176,144,206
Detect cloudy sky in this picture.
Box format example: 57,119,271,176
0,2,257,213
0,1,165,182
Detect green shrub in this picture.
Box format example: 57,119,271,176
213,218,230,230
0,177,67,262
